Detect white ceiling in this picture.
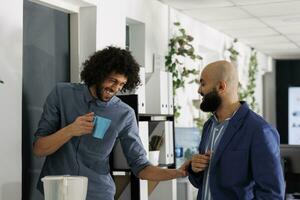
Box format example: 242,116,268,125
159,0,300,59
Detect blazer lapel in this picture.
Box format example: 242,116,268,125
210,102,250,168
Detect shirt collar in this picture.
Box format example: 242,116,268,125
83,84,94,103
211,105,239,124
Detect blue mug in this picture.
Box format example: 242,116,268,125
92,115,111,139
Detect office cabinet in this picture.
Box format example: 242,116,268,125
149,121,174,165
112,121,149,170
112,95,176,200
114,171,148,200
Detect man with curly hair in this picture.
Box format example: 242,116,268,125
33,46,190,200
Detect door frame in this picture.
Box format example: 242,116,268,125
30,0,98,82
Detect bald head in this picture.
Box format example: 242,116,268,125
201,60,239,92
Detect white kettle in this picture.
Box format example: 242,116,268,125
41,175,88,200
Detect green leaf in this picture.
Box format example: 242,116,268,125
186,35,193,42
179,28,186,35
196,55,203,60
174,22,180,26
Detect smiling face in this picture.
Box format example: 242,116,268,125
96,72,128,102
197,60,241,115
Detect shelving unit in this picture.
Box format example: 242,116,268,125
112,94,176,200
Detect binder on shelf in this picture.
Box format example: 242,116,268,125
146,71,172,115
118,67,146,114
137,67,146,114
168,72,174,115
139,122,149,159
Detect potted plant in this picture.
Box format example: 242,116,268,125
149,135,163,166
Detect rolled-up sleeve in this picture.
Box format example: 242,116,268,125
118,110,150,176
34,85,60,140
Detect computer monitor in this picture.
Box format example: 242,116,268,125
280,144,300,193
280,144,300,174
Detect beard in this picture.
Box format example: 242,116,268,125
96,84,115,102
200,88,222,112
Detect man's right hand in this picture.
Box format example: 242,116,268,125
33,112,95,157
67,112,95,137
191,152,211,173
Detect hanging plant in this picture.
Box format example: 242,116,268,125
192,99,211,130
226,40,259,112
227,38,239,62
165,22,202,118
238,48,259,112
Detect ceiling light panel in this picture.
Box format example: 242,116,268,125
267,49,300,54
223,27,278,37
183,6,250,22
241,1,300,17
160,0,233,10
262,14,300,27
287,34,300,42
253,42,298,50
275,25,300,34
230,0,295,6
207,18,267,30
240,35,290,45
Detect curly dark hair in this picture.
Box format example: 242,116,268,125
80,46,141,92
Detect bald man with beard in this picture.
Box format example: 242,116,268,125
188,61,284,200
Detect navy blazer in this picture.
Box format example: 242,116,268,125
188,102,285,200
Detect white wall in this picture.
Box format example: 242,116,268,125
0,0,23,199
263,60,277,127
98,0,169,73
169,8,272,127
97,0,125,49
125,0,169,73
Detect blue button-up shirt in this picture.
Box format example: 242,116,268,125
202,115,230,200
35,83,150,200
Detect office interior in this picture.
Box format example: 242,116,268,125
1,0,300,199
